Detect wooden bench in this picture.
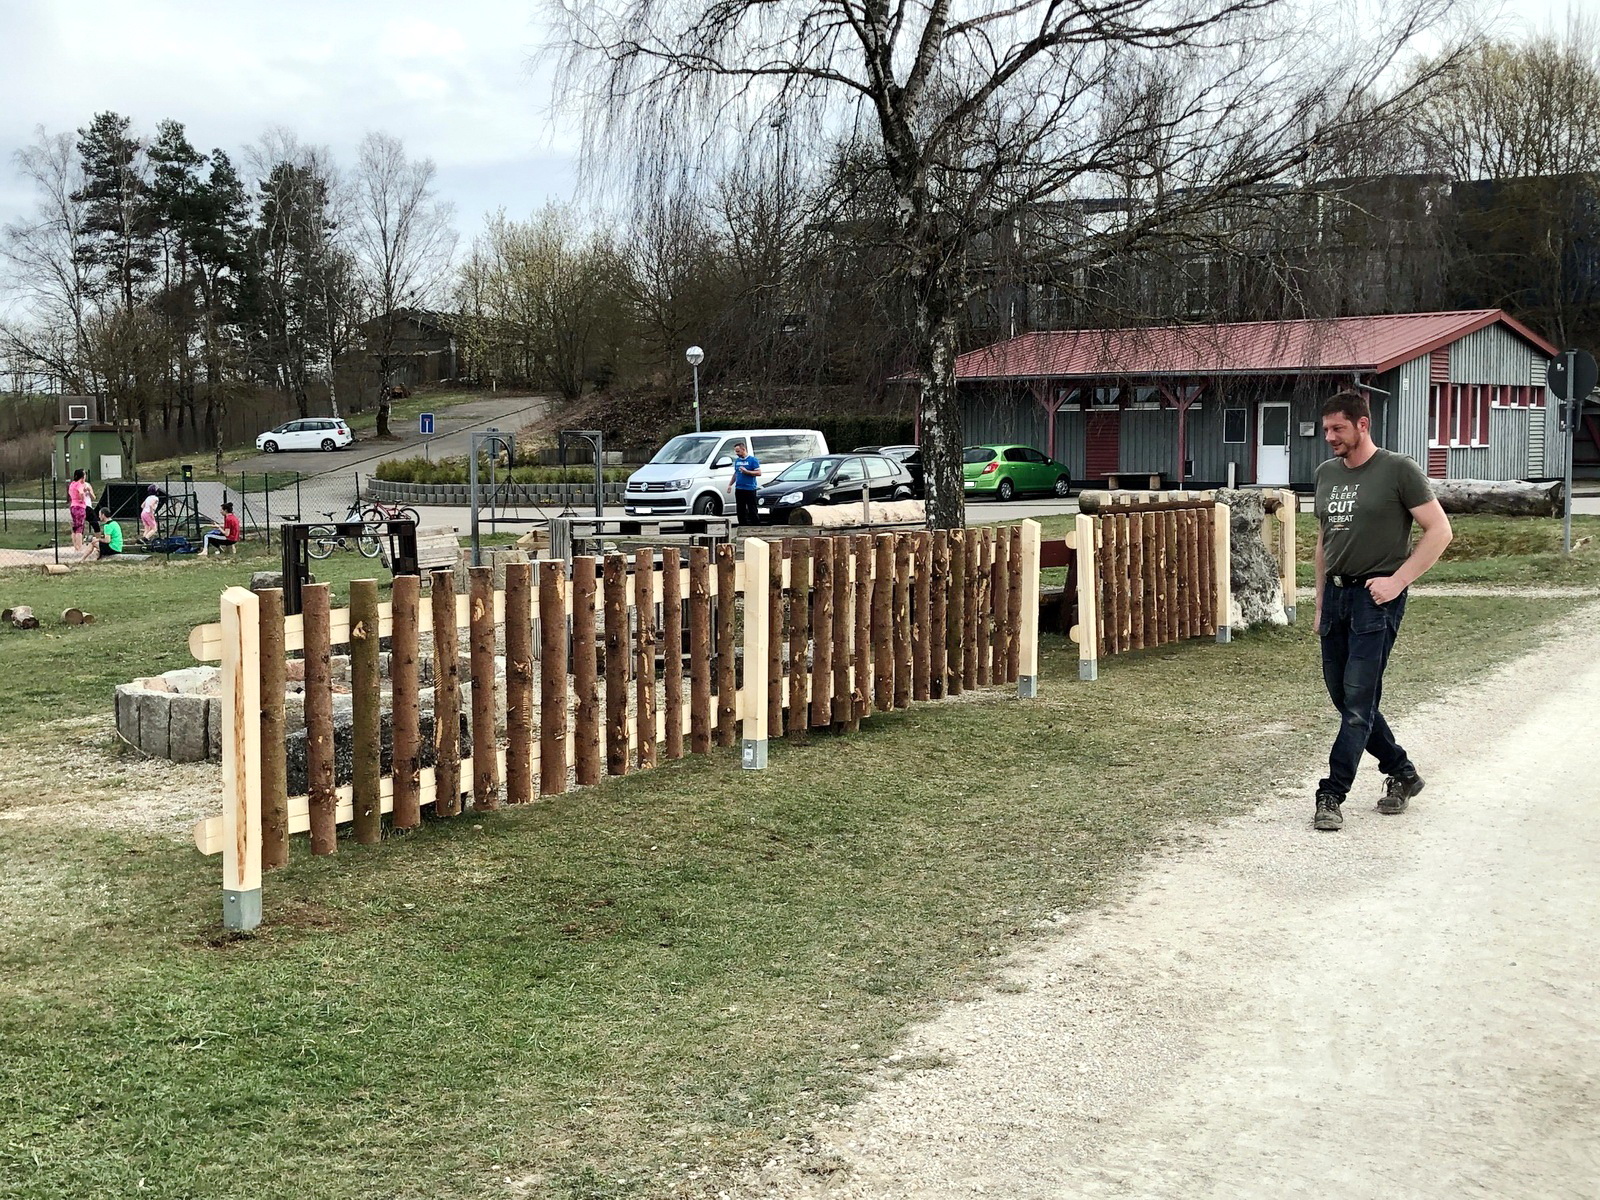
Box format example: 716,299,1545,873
1105,472,1163,490
382,526,462,576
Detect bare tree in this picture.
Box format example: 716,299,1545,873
349,132,456,436
549,0,1462,527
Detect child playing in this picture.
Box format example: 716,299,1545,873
201,501,242,556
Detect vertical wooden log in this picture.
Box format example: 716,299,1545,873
1167,511,1182,645
962,529,980,692
1128,514,1146,652
787,538,811,739
661,548,684,760
811,538,834,727
1144,511,1160,648
430,569,461,817
572,556,601,785
976,529,993,687
852,534,872,724
302,581,337,851
604,553,629,775
468,567,499,810
769,541,785,735
689,546,713,754
390,577,423,828
990,528,1011,679
504,562,534,805
1197,504,1215,637
635,549,658,770
1181,509,1196,640
219,586,262,929
538,560,567,794
1278,489,1297,624
715,543,737,747
258,587,288,868
892,534,912,709
350,578,383,840
1214,500,1233,643
1119,514,1135,655
1073,514,1099,680
831,535,852,725
1016,520,1041,696
946,529,965,697
912,531,932,701
1007,524,1023,683
930,530,949,699
1095,517,1112,659
741,538,770,768
872,534,894,713
1188,507,1203,637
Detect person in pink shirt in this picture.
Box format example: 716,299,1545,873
67,469,95,553
201,502,242,556
140,485,161,540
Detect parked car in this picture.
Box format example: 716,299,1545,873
854,443,923,497
756,453,915,523
256,417,354,453
962,444,1072,500
624,429,828,516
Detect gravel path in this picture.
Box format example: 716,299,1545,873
737,604,1600,1200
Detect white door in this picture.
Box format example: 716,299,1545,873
1257,403,1291,486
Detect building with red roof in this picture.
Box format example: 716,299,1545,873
948,309,1562,491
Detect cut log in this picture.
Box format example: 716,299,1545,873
5,606,40,630
788,499,925,527
1430,478,1563,517
1077,489,1215,513
61,607,91,625
42,563,72,576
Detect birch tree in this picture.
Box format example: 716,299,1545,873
549,0,1460,527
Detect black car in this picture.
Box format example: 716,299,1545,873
856,444,924,497
756,453,916,523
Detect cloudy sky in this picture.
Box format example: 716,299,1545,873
0,0,577,247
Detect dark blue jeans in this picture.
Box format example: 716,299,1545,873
1318,583,1414,799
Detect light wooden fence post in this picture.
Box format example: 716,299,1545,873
742,537,770,769
504,563,534,804
258,587,288,869
662,548,684,760
350,578,383,839
1278,489,1297,624
303,582,339,846
1017,519,1041,698
1214,500,1233,643
635,548,658,771
219,585,262,930
572,556,601,785
716,543,738,746
604,553,630,775
1073,513,1099,681
538,560,568,794
468,566,500,809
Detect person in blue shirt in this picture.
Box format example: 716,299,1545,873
731,441,761,525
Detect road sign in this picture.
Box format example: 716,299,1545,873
1547,349,1597,402
419,412,435,435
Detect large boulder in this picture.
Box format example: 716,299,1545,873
1214,489,1287,630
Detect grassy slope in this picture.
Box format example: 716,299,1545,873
0,534,1585,1197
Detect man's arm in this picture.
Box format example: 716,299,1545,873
1314,528,1325,631
1369,500,1452,604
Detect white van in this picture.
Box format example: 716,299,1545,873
624,429,829,516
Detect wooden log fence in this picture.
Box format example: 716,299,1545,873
190,523,1044,929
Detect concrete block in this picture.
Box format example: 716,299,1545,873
168,693,209,762
114,685,141,746
135,690,172,759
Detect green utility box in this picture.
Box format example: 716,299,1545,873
52,396,134,484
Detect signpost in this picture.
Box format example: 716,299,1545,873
419,412,435,461
1549,349,1597,556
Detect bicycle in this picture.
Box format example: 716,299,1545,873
358,497,421,528
306,510,383,560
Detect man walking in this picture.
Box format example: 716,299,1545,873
1313,390,1453,831
731,440,762,526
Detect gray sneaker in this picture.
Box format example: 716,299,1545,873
1314,791,1344,832
1379,771,1424,815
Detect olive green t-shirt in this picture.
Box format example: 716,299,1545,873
1314,448,1434,577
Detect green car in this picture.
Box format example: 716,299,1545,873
962,444,1073,501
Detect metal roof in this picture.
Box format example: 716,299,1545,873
952,310,1558,382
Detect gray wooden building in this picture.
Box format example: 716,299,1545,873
949,310,1561,491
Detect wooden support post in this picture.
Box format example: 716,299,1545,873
303,581,338,848
258,587,288,869
1095,517,1111,659
635,549,658,771
689,546,712,754
741,538,770,768
1128,516,1145,652
788,538,811,739
976,529,993,687
962,529,979,692
831,535,852,726
468,566,499,809
1143,512,1160,648
990,528,1010,681
430,569,461,817
769,542,786,734
1006,525,1023,683
1214,500,1233,643
390,576,423,828
1277,489,1297,624
912,531,932,701
1187,508,1203,638
220,586,262,930
504,562,534,804
1016,520,1041,697
715,543,737,747
1073,514,1099,680
893,534,912,709
661,548,684,760
1164,511,1180,646
872,534,894,713
539,560,568,793
1197,505,1215,638
350,578,383,839
1175,510,1191,642
930,530,949,699
811,538,834,727
604,553,630,775
852,535,872,723
946,529,964,698
572,556,601,785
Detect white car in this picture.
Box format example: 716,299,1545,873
624,429,829,516
256,418,354,453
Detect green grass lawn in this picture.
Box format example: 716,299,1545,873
0,524,1591,1199
1294,512,1600,587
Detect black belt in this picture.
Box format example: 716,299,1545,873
1327,574,1377,588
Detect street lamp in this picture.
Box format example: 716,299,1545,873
685,345,704,432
